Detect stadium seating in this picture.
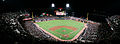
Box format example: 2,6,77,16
0,12,120,44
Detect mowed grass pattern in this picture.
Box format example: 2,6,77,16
36,20,85,40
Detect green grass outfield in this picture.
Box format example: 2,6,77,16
36,20,85,40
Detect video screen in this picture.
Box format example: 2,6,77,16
56,11,66,15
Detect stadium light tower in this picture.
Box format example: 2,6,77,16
66,3,70,8
51,3,55,7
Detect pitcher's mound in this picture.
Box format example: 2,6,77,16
62,30,66,32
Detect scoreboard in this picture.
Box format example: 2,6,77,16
55,8,66,16
56,11,66,15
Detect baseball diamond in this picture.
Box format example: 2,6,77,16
35,20,85,40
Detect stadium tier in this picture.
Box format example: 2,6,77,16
0,12,120,44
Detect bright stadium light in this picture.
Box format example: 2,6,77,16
2,0,5,2
66,3,70,8
51,3,55,7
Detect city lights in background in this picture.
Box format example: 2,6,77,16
66,3,70,8
51,3,55,7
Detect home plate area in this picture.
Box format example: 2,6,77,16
49,26,77,39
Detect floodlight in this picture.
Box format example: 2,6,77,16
66,3,70,8
51,3,55,7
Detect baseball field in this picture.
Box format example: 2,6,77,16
35,20,85,40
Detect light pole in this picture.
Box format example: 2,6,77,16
66,3,70,16
51,3,55,16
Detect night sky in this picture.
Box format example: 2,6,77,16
1,0,120,8
0,0,120,15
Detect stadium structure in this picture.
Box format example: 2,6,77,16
0,0,120,44
0,4,120,44
0,10,120,44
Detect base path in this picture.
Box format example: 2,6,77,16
34,23,87,41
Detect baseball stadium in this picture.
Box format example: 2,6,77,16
0,10,120,44
0,0,120,44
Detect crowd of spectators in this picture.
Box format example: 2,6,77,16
108,15,120,32
105,15,120,40
96,15,120,44
0,12,39,44
76,23,100,43
24,21,58,41
0,12,120,44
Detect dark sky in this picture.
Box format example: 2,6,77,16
1,0,120,8
1,0,120,15
1,0,120,13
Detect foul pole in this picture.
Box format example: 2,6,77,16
86,12,89,20
32,12,34,21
